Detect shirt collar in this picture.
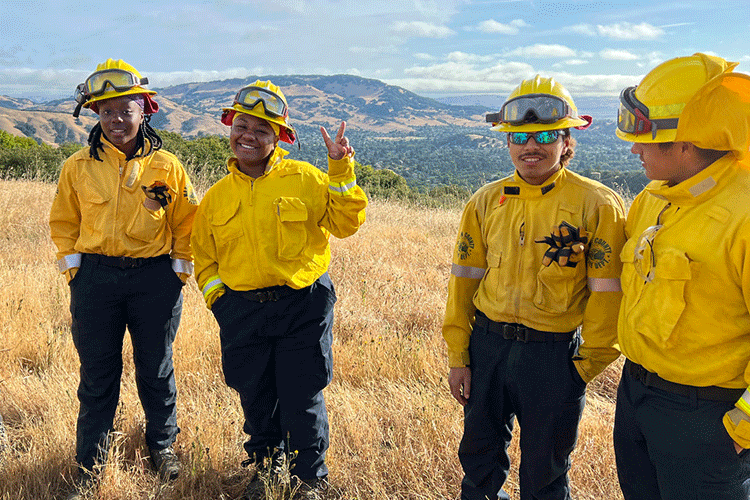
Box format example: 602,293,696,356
646,154,735,204
502,167,565,199
227,146,289,178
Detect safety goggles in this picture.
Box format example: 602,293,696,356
75,69,149,104
508,130,562,145
487,94,570,125
232,85,287,118
617,86,679,140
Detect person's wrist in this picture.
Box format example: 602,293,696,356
143,198,162,211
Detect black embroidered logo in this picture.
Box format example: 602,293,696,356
458,232,474,260
588,237,612,269
184,185,199,205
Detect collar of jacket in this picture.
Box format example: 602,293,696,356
501,167,565,199
646,154,736,205
227,146,290,178
99,137,150,192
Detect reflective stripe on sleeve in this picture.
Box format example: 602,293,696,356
57,253,82,273
588,277,622,292
171,258,194,275
202,275,224,299
451,263,486,280
736,390,750,415
329,176,358,196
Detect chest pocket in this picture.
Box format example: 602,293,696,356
533,207,585,314
76,175,112,235
621,242,692,348
275,197,308,261
210,198,244,258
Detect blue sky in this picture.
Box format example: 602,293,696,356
1,0,749,101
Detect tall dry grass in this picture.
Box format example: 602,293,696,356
0,179,624,499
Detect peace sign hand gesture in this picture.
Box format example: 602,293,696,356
321,121,354,160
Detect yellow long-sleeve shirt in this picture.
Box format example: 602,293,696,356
49,138,198,275
191,147,367,308
443,167,627,382
616,155,750,446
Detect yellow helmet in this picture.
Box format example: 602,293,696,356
73,59,157,117
616,53,738,143
221,80,297,144
488,75,592,132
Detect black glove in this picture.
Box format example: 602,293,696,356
142,181,172,208
535,221,588,268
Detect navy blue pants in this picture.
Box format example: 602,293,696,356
211,273,336,481
69,254,183,471
459,312,587,500
614,366,750,500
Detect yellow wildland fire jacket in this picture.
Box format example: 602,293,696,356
443,167,626,382
192,147,367,308
617,155,750,447
49,138,198,276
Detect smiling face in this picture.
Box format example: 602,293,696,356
230,113,278,177
97,95,144,157
507,131,569,185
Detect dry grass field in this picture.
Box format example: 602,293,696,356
0,178,624,500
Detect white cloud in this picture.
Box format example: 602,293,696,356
477,18,528,35
596,22,664,40
413,53,436,60
600,49,639,61
507,44,577,58
564,59,589,66
392,21,455,38
569,24,596,36
446,51,497,63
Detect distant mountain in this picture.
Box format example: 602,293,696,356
0,74,488,146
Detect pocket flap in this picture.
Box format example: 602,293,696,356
276,197,308,222
487,249,502,267
210,198,240,226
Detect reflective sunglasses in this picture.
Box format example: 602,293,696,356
75,69,148,104
617,86,678,140
487,94,570,125
232,85,287,118
508,130,562,145
632,203,670,283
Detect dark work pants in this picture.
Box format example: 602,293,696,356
459,312,587,500
614,368,750,500
211,273,336,481
69,254,183,472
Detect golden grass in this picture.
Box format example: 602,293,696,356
0,179,624,499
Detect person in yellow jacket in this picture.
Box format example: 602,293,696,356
49,59,197,498
613,53,750,500
443,76,626,500
191,80,367,500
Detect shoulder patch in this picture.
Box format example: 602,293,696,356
457,232,475,260
587,237,612,269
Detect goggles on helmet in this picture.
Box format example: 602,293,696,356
75,69,149,105
487,94,570,125
232,85,288,118
617,86,679,140
508,130,562,145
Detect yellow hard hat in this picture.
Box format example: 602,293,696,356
488,75,592,132
221,80,297,144
73,59,157,117
616,53,738,143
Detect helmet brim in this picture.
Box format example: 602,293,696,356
615,127,677,143
491,116,589,133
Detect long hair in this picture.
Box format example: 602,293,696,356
87,115,163,162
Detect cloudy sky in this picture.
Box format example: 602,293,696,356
2,0,749,101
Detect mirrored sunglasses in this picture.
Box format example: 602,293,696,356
508,130,561,145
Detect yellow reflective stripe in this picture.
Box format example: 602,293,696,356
57,253,82,273
737,390,750,415
451,263,486,279
588,277,622,292
329,176,357,196
202,275,224,299
649,102,685,119
171,259,194,275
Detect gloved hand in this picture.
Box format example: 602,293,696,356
142,181,173,209
535,221,588,268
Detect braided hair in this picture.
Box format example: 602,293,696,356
88,113,163,162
